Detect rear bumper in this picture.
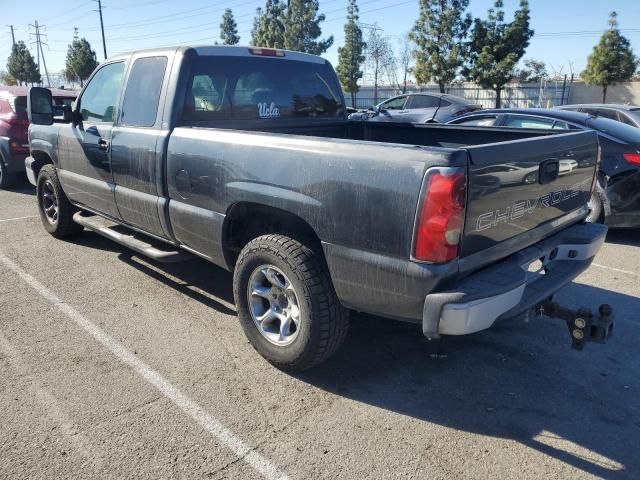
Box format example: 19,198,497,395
423,222,607,337
25,156,37,186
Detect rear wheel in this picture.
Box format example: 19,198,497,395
233,234,349,372
36,165,83,238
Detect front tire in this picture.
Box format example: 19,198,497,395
36,165,83,238
233,234,349,372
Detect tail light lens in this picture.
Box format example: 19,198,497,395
623,152,640,166
413,167,466,263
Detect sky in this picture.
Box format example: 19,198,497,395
2,0,640,83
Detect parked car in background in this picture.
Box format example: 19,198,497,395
348,92,482,123
0,86,76,188
449,108,640,227
557,104,640,128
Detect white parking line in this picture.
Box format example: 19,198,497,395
0,215,39,223
592,263,638,277
0,253,289,480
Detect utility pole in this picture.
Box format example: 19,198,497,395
29,21,51,87
8,25,15,46
94,0,107,60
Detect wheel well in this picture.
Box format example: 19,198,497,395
31,151,53,179
223,202,322,269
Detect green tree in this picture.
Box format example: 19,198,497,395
7,41,41,86
336,0,366,107
64,38,98,87
515,58,547,83
253,0,286,48
284,0,333,54
0,71,18,86
410,0,471,92
464,0,533,107
582,12,638,103
250,8,263,46
220,8,240,45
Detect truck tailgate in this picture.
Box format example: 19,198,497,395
460,130,599,260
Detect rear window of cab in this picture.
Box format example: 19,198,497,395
182,56,344,123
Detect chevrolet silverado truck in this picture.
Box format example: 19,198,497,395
26,46,613,371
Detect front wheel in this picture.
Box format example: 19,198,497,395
233,234,349,372
36,165,83,238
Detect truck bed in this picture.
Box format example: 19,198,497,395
171,120,598,268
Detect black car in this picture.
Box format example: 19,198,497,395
557,104,640,128
449,108,640,228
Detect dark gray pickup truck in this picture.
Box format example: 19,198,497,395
26,46,613,371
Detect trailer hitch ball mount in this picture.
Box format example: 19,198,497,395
536,300,614,350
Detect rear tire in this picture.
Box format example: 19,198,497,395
0,161,17,189
36,165,83,238
233,234,349,372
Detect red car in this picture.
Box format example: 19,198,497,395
0,86,77,188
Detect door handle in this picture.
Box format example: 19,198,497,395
98,138,110,152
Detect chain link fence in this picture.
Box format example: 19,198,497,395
351,80,573,110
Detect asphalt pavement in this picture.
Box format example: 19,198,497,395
1,180,638,479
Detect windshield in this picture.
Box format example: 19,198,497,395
12,96,27,115
182,55,344,123
587,116,640,146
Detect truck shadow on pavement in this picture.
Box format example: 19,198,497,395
71,231,638,478
4,180,35,197
300,283,640,479
605,228,640,247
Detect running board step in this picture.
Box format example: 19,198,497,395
73,212,186,263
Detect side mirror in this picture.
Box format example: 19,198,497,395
62,105,73,122
28,87,53,126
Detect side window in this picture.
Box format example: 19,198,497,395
121,56,167,127
552,120,569,129
453,116,497,127
381,96,407,110
503,115,555,129
80,62,125,123
619,113,636,126
407,95,440,109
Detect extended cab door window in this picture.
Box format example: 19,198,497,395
120,56,168,127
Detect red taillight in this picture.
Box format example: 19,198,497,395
248,47,285,57
413,168,466,263
623,152,640,166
